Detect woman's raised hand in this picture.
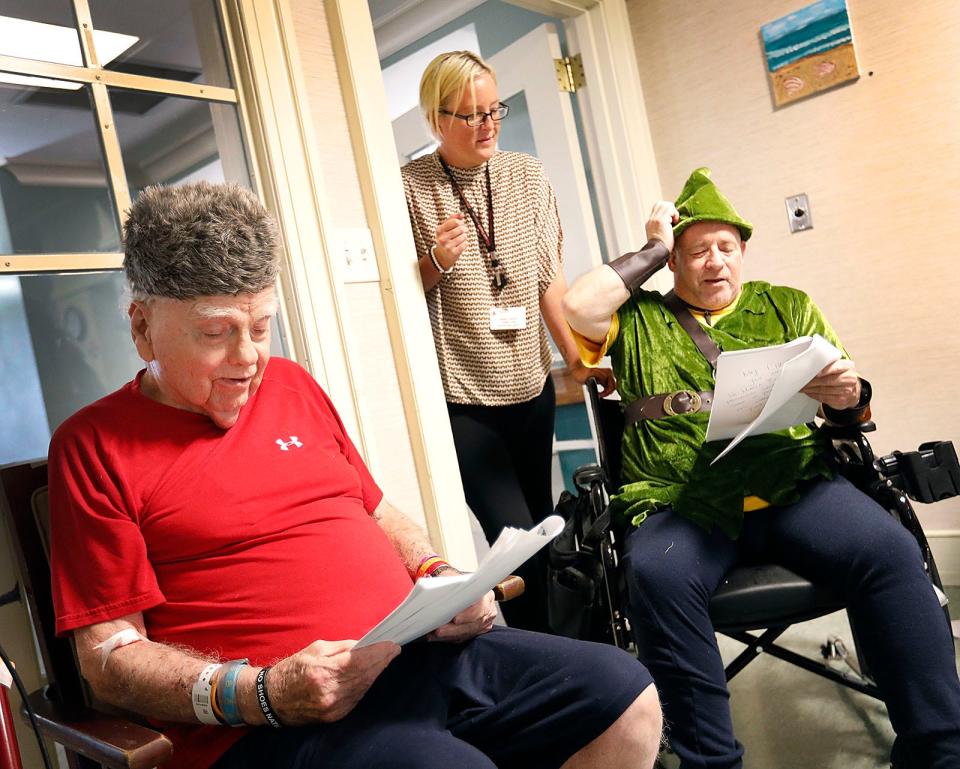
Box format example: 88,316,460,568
434,213,468,269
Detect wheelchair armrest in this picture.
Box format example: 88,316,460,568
494,576,525,602
819,420,876,440
22,688,173,769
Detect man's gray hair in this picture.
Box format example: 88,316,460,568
123,182,280,300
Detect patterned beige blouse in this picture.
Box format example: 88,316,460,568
402,150,563,406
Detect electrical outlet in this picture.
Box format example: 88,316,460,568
785,194,813,233
335,227,379,283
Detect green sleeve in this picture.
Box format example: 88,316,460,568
783,287,849,357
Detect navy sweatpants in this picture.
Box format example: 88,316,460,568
622,475,960,769
212,627,653,769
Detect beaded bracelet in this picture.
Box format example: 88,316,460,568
429,245,455,275
255,666,283,728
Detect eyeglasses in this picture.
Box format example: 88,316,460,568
440,104,510,127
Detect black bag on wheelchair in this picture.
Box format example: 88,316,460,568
546,471,623,645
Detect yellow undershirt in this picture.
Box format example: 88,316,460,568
570,293,769,512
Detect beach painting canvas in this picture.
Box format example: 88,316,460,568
761,0,859,107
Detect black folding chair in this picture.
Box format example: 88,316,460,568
550,378,958,697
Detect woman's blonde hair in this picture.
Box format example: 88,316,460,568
419,50,496,140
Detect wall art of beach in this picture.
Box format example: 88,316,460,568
761,0,860,107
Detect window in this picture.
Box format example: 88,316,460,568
0,0,284,466
0,82,119,255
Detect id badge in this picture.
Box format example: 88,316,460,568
489,306,527,330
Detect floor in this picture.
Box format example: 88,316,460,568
716,612,899,769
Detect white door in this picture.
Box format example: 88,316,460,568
391,23,604,284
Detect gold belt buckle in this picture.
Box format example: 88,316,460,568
663,389,702,416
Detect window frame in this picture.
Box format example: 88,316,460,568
0,0,306,400
0,0,243,273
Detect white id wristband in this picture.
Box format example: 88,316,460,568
192,663,223,725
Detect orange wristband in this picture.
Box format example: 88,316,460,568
416,555,450,580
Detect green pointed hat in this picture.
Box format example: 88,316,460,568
673,167,753,242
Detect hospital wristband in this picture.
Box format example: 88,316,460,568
256,666,283,728
192,663,223,725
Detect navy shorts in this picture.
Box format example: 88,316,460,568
213,627,652,769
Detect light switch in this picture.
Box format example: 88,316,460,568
785,194,813,233
334,227,379,283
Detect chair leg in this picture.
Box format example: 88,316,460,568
721,626,789,681
720,626,884,699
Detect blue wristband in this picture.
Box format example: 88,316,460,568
216,659,249,727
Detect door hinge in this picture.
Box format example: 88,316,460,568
554,54,585,93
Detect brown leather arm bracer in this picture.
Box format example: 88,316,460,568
607,239,670,295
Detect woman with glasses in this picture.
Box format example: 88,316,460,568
401,50,614,633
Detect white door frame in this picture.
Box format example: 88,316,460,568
322,0,664,564
564,5,665,259
491,23,603,280
498,1,667,265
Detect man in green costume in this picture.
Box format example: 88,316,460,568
563,168,960,769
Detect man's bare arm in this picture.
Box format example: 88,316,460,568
75,614,217,723
563,202,678,343
75,613,399,726
541,271,616,396
372,498,497,642
371,498,437,575
562,265,632,343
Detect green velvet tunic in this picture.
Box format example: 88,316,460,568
609,281,846,538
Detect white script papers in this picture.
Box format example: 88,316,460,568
705,334,842,464
356,515,564,648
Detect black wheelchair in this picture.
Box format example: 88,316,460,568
548,378,960,704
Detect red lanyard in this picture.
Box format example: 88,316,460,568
438,156,507,290
438,155,495,254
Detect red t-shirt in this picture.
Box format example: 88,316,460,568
48,357,414,769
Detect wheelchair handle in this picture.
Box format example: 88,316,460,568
493,576,525,602
875,441,960,504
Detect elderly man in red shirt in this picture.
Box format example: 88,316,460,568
48,182,660,769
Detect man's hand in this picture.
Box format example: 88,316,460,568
428,581,497,644
434,213,467,269
570,362,617,397
801,358,861,410
268,639,400,725
645,201,680,251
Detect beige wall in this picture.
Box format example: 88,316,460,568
287,0,425,523
627,0,960,529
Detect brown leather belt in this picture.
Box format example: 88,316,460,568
623,389,714,425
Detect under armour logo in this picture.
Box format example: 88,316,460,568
276,436,303,451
